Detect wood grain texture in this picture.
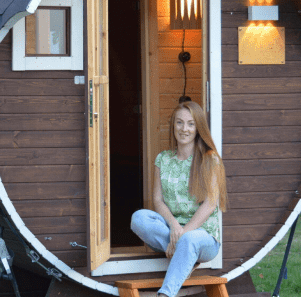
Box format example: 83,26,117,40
223,209,284,226
160,78,202,94
159,94,202,109
222,45,301,61
223,126,301,144
223,78,301,94
205,284,229,297
158,31,202,47
0,148,85,165
222,0,296,13
53,250,87,267
223,143,301,159
223,94,301,111
227,175,301,193
3,228,86,251
0,131,85,148
223,225,275,242
227,192,293,209
0,114,85,130
159,48,202,63
0,79,85,96
23,216,86,234
13,199,86,217
0,96,84,113
222,28,301,45
223,241,261,259
4,182,85,200
159,63,202,78
0,165,85,182
0,61,84,78
0,44,11,61
118,288,139,297
222,12,301,29
223,110,301,127
223,61,301,78
224,159,301,176
115,275,227,289
157,0,169,17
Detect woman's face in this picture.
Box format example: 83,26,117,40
174,109,197,146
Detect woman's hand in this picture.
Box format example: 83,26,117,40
166,242,175,258
166,223,184,258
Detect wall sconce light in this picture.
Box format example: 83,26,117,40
170,0,202,30
248,5,279,20
239,3,284,65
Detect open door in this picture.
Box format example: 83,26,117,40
87,0,110,271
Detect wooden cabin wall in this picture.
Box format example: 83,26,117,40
157,0,203,152
0,31,87,268
221,0,301,272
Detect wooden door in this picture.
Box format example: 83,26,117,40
87,0,110,271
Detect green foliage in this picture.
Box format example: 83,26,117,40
249,217,301,297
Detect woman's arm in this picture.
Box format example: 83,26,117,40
153,166,179,228
183,197,217,233
183,156,220,233
153,166,183,257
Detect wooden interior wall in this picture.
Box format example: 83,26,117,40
157,0,203,152
221,0,301,272
0,32,87,268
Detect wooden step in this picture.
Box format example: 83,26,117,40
115,275,229,297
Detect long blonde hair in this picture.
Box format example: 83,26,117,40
169,101,229,212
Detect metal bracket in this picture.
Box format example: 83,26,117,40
74,76,85,85
70,242,87,249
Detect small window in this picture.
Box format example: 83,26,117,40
26,7,70,56
12,0,83,71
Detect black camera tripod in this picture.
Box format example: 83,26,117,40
0,226,21,297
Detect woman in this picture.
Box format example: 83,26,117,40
131,100,228,297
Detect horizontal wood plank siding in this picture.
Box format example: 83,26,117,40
222,0,301,269
0,32,86,267
157,0,203,153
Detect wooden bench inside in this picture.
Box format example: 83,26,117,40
115,275,229,297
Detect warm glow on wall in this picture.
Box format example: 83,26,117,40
170,0,202,29
241,0,284,65
238,26,285,64
249,0,274,5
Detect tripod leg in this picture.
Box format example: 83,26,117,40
10,268,21,297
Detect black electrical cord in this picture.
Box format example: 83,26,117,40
178,29,191,103
182,29,187,97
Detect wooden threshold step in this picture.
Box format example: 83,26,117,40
115,276,229,297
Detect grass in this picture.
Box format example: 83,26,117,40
249,216,301,297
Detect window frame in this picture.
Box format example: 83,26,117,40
25,6,71,57
12,0,83,71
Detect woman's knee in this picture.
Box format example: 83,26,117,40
177,231,196,247
177,230,214,248
130,209,151,232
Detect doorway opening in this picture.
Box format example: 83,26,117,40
108,0,144,247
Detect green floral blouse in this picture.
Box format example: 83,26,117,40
155,149,220,243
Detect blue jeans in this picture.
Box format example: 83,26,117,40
130,209,220,297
